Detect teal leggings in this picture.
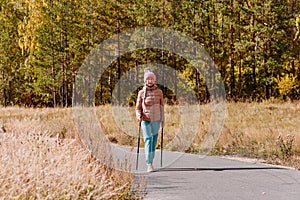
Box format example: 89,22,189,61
141,121,160,164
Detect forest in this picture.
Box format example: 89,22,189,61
0,0,299,107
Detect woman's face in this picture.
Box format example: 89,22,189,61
145,78,155,86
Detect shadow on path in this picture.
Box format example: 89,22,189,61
153,166,286,172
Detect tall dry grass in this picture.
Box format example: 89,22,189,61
0,107,138,199
164,102,300,169
215,102,300,169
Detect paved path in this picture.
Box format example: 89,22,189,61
132,150,300,200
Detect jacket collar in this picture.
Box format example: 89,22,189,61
144,84,158,90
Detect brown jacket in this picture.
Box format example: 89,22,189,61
136,85,164,122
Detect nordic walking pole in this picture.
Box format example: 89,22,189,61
136,121,141,170
160,127,163,167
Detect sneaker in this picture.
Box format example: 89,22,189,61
147,163,154,172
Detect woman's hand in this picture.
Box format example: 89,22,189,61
137,115,142,122
161,121,164,128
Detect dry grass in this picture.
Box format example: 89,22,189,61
216,102,300,169
0,107,139,199
93,102,300,170
1,102,298,199
191,102,300,170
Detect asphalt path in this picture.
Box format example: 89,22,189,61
130,148,300,200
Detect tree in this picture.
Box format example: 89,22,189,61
1,0,300,106
0,0,25,106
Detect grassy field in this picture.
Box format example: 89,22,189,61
203,102,300,169
97,102,300,170
1,102,299,198
0,107,140,199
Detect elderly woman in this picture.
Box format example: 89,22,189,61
136,68,164,172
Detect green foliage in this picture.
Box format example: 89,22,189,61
0,0,300,106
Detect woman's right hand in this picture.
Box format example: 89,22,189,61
137,115,142,122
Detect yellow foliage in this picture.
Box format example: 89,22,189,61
295,14,300,41
15,0,45,55
275,74,297,96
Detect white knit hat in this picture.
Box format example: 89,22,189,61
144,68,156,82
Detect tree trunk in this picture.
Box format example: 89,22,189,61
291,0,296,75
117,24,121,105
2,69,6,107
252,14,257,96
229,0,235,99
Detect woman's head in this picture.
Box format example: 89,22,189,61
144,68,156,86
